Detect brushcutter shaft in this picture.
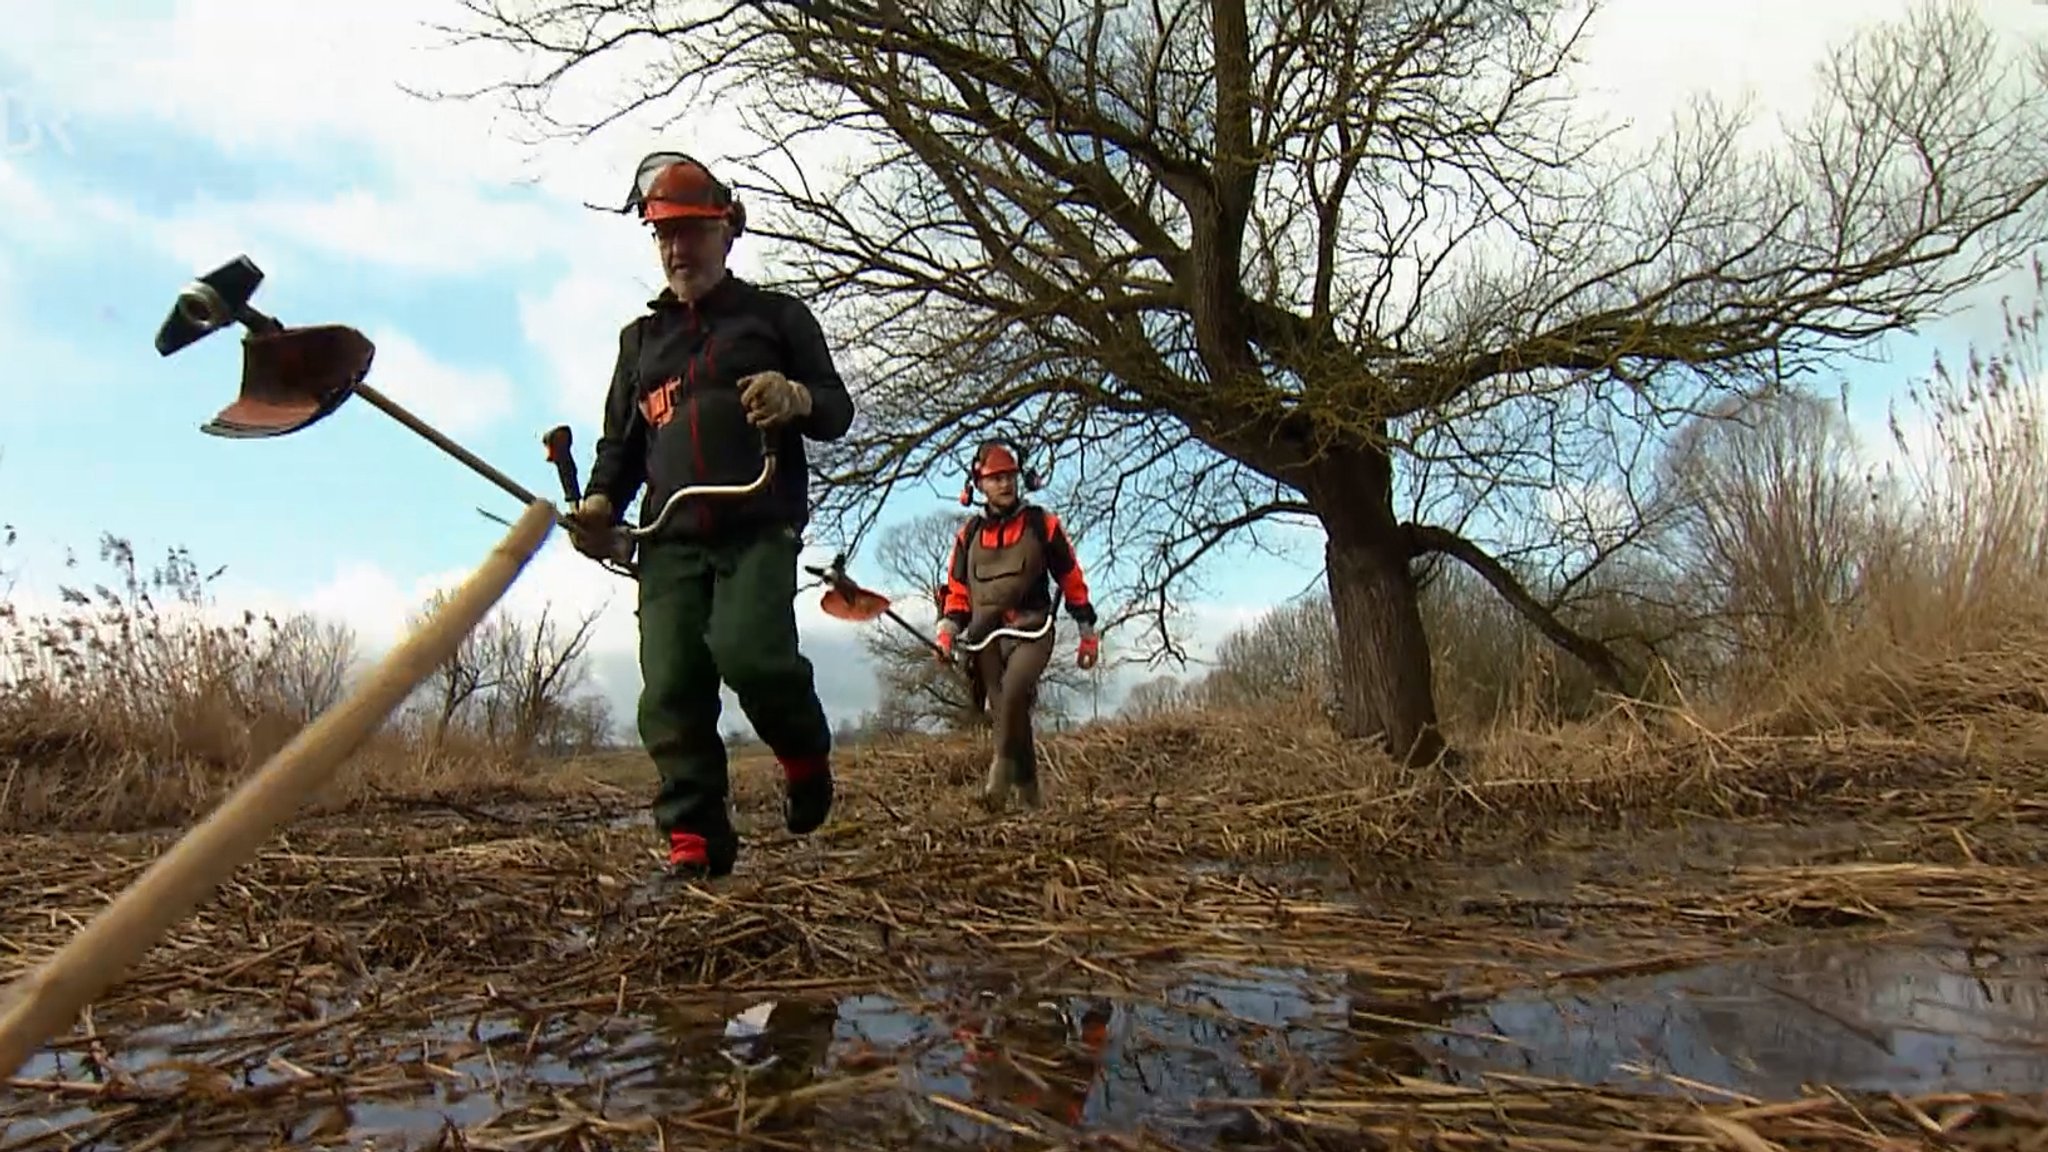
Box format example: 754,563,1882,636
352,383,549,511
801,561,951,659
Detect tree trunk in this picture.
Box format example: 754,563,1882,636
1307,445,1448,768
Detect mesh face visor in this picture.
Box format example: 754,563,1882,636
623,152,732,220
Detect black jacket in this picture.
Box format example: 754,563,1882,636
585,273,855,544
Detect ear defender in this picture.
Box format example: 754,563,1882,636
961,438,1040,502
630,152,747,240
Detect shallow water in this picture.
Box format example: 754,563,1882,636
1415,937,2048,1097
5,936,2045,1148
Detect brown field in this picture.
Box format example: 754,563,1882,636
1,685,2046,1150
3,302,2048,1147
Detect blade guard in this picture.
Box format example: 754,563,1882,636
202,324,375,439
819,582,892,623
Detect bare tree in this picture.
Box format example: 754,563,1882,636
1657,385,1878,665
261,614,361,723
1200,593,1340,712
493,603,603,760
406,590,510,750
547,691,617,757
435,0,2048,765
1120,675,1195,719
861,510,981,730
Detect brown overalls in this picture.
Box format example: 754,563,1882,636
963,515,1057,808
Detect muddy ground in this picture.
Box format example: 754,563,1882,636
2,735,2046,1150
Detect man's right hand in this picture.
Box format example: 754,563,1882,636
566,493,621,561
935,618,959,664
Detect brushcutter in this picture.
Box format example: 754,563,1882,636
804,554,1055,661
152,255,776,581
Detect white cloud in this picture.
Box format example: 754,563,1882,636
0,158,58,239
1,2,542,177
169,187,573,279
515,266,662,419
1541,481,1638,549
11,0,2046,743
356,326,518,435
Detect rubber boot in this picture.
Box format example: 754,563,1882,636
663,829,739,883
1013,743,1042,810
979,753,1012,812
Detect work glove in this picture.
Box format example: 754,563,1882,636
565,493,621,561
1076,625,1100,670
738,371,812,429
935,618,959,665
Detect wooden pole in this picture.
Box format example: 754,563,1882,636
0,499,557,1077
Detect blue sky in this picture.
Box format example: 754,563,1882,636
0,0,2040,735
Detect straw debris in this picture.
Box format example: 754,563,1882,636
1,701,2045,1149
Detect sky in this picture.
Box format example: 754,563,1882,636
1,0,2043,741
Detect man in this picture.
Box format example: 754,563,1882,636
936,440,1100,810
568,151,854,882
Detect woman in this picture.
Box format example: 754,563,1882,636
936,440,1101,810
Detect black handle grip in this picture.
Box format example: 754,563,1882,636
542,425,582,505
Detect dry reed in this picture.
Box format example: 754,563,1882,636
1,692,2044,1149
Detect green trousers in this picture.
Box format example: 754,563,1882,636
634,524,833,837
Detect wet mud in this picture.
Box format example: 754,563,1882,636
6,785,2048,1149
6,932,2045,1148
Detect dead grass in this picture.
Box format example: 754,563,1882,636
0,535,598,833
3,707,2046,1148
6,273,2048,1149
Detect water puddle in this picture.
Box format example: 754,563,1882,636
1415,938,2048,1097
4,938,2044,1147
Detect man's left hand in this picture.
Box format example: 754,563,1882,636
1077,626,1100,670
739,371,812,429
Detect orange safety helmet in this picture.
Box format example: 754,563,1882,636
620,151,748,234
959,438,1042,505
975,441,1021,478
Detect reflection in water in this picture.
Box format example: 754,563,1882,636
1416,941,2048,1096
7,940,2047,1147
846,968,1355,1143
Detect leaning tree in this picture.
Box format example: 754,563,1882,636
435,0,2048,765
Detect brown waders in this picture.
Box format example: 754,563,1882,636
963,514,1056,810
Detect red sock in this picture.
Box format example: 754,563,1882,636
668,831,708,866
779,755,830,784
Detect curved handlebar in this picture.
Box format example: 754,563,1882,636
622,452,778,541
560,436,777,581
955,614,1054,653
